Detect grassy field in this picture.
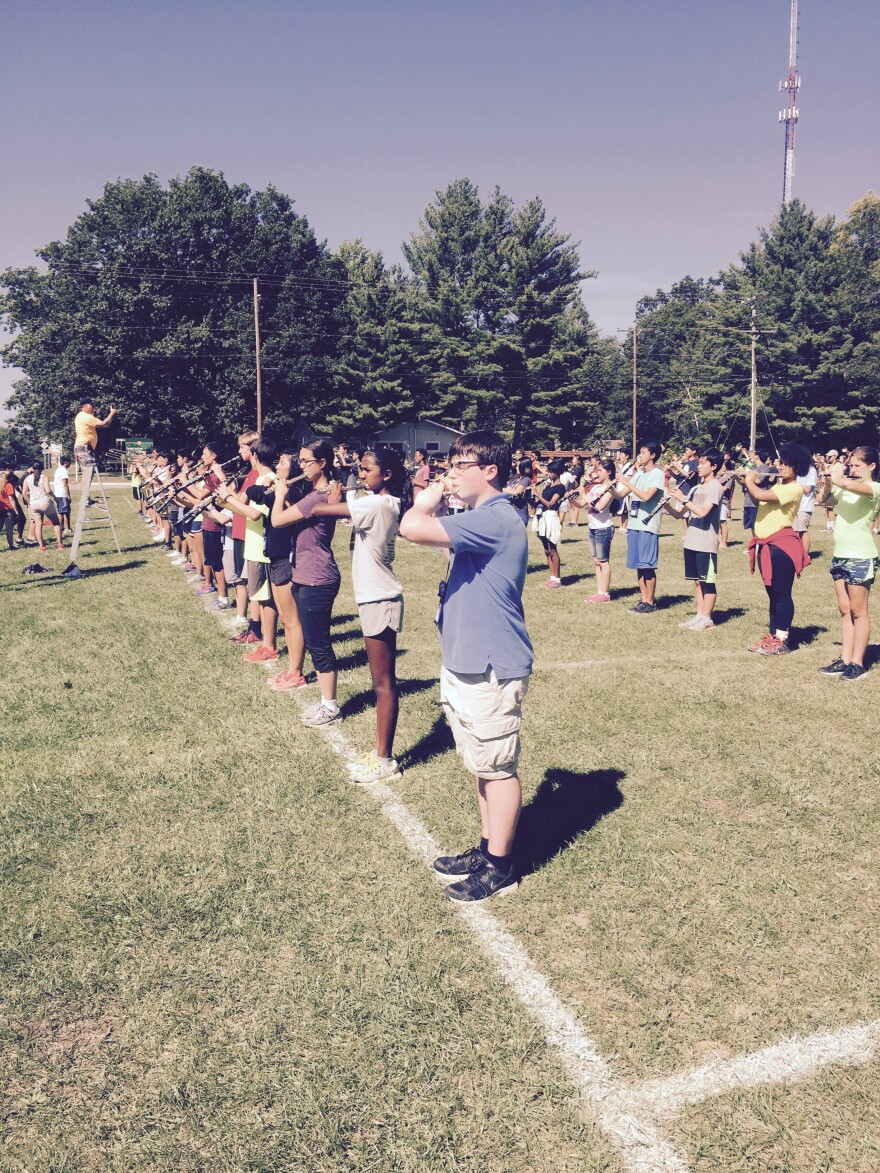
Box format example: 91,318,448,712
1,495,878,1172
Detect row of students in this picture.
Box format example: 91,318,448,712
139,435,411,784
140,428,531,902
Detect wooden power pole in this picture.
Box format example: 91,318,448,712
253,278,263,433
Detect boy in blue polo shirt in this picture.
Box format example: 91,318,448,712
400,431,533,901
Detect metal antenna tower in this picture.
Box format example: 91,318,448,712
778,0,801,204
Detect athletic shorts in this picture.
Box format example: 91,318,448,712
56,496,71,516
440,666,528,781
230,537,247,585
202,528,223,571
626,529,659,571
720,501,730,523
683,548,718,584
358,596,404,638
268,557,293,586
743,505,758,531
246,558,271,603
792,510,813,534
829,556,880,587
588,526,613,562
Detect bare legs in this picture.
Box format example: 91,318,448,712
364,628,399,759
836,579,870,666
476,774,522,857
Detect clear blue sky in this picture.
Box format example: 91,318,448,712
2,0,879,415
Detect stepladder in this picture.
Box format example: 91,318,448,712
64,461,121,576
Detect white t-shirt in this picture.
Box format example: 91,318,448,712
349,493,403,604
797,466,818,515
53,466,70,497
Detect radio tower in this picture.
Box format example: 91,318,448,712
778,0,801,204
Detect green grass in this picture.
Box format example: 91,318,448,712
1,498,878,1171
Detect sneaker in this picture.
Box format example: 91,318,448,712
243,645,279,663
841,663,868,681
586,592,611,603
629,601,656,614
300,701,342,727
186,574,204,584
818,659,847,676
758,636,790,656
195,584,218,596
225,615,249,629
268,669,309,691
748,633,774,653
230,630,260,645
539,579,563,589
678,614,700,628
165,549,179,557
434,845,487,879
349,754,402,785
182,562,196,571
689,616,715,631
445,861,519,902
55,543,65,550
212,598,234,610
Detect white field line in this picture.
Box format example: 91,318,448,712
215,608,878,1169
629,1019,880,1119
307,712,689,1173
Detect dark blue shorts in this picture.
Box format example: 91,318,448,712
743,506,758,531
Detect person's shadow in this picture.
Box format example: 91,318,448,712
517,767,625,877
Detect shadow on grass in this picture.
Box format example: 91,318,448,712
712,606,746,624
609,585,640,600
332,612,358,627
1,560,148,590
340,676,437,721
655,593,692,610
808,550,824,562
517,767,625,878
335,646,409,673
403,713,455,769
794,624,826,649
560,572,590,587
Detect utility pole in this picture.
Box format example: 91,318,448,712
778,0,801,204
631,325,638,457
749,303,759,451
253,278,263,433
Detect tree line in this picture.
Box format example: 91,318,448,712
2,166,878,457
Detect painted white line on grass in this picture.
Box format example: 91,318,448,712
304,711,689,1173
630,1019,880,1118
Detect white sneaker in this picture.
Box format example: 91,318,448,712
689,616,715,631
678,615,700,628
348,751,402,785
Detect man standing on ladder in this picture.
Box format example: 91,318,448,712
73,401,117,471
63,400,120,578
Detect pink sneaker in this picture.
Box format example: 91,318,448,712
586,592,611,603
539,579,563,589
269,669,309,691
243,645,279,663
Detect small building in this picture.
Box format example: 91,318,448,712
374,419,464,460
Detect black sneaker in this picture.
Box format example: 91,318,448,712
817,659,847,676
445,861,519,902
629,601,656,614
434,846,486,879
841,663,868,682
